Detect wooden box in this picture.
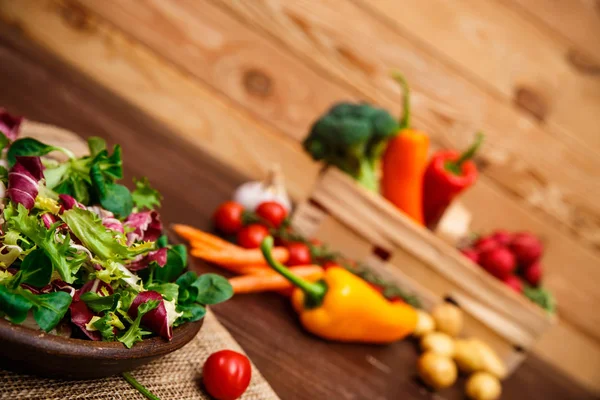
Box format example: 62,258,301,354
292,167,555,374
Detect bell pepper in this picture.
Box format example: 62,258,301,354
381,72,429,225
261,236,418,343
422,133,483,229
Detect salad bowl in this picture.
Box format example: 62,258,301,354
0,317,203,379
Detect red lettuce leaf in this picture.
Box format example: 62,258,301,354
126,248,167,272
0,109,23,141
7,156,44,210
69,279,113,341
128,290,171,340
58,194,84,211
125,211,162,243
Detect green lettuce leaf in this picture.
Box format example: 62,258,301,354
61,207,154,261
7,138,75,167
17,248,53,287
80,291,121,313
91,312,125,341
30,291,72,332
118,300,159,348
0,285,33,324
131,177,162,210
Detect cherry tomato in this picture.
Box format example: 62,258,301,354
256,201,287,228
213,201,244,235
321,261,339,270
237,224,269,249
203,350,251,400
286,242,312,266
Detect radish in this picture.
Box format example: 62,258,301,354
524,262,542,286
503,275,523,293
491,230,512,246
510,232,543,266
479,247,516,280
474,236,498,253
460,248,480,264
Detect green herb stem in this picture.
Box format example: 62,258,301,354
122,372,161,400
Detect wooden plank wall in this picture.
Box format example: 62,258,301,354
0,0,598,391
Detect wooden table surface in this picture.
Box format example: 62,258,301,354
0,24,596,400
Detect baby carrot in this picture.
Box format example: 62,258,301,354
229,266,324,294
190,247,289,267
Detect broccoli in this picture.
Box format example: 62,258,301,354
303,102,399,192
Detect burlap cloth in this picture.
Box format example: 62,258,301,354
0,310,280,400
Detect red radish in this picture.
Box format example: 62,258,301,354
474,236,498,253
524,262,542,286
491,230,512,246
502,275,523,293
479,247,516,280
285,242,312,266
510,232,543,266
460,248,480,264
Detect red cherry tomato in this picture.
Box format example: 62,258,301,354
286,242,312,266
322,261,338,270
213,202,244,235
237,224,269,249
203,350,251,400
256,201,288,228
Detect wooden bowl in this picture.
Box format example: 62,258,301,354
0,318,203,379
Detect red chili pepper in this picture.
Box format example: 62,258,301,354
422,133,483,229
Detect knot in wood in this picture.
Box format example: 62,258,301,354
243,69,272,98
513,86,548,122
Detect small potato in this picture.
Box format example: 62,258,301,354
420,332,455,357
471,339,507,380
454,339,507,379
431,303,463,337
466,372,502,400
413,310,435,338
417,352,458,390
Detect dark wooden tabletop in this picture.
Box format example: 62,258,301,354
0,27,596,400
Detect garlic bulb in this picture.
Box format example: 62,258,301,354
233,165,292,212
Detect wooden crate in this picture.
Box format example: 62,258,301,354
292,167,556,374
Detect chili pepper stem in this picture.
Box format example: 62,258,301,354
444,132,484,175
392,71,411,130
122,372,161,400
261,236,327,308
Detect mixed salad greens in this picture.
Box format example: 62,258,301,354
0,110,232,348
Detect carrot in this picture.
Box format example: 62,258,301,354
172,224,239,251
205,262,270,276
190,247,289,267
229,266,324,294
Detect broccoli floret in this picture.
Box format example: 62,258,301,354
303,102,399,192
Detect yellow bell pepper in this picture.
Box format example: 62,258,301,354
261,237,418,343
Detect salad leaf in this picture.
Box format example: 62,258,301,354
18,248,53,287
173,303,206,327
129,291,171,340
61,207,154,261
156,235,168,248
131,177,162,210
98,183,133,218
69,299,101,341
30,291,72,332
0,134,9,154
119,299,159,348
80,291,121,313
125,211,162,243
191,273,234,305
0,285,33,324
7,156,44,210
7,138,74,167
91,312,125,341
153,248,185,283
5,203,86,284
87,137,106,158
0,108,23,141
146,282,179,302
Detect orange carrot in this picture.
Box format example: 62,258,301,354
172,224,239,251
190,247,289,267
229,266,324,294
205,262,270,276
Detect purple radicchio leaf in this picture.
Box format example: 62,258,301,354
126,248,167,272
125,211,162,244
0,109,23,141
53,279,76,297
128,290,171,340
20,283,53,295
7,156,44,210
41,213,57,229
58,194,84,212
69,279,113,341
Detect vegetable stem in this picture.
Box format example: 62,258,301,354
122,372,161,400
392,71,411,129
260,236,327,308
455,132,484,167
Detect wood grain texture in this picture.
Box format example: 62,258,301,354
364,0,600,152
502,0,600,62
2,0,599,390
204,0,600,253
1,25,595,400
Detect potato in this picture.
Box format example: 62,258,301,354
453,338,507,379
417,352,458,390
420,332,455,357
413,310,435,337
466,372,502,400
431,303,463,337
